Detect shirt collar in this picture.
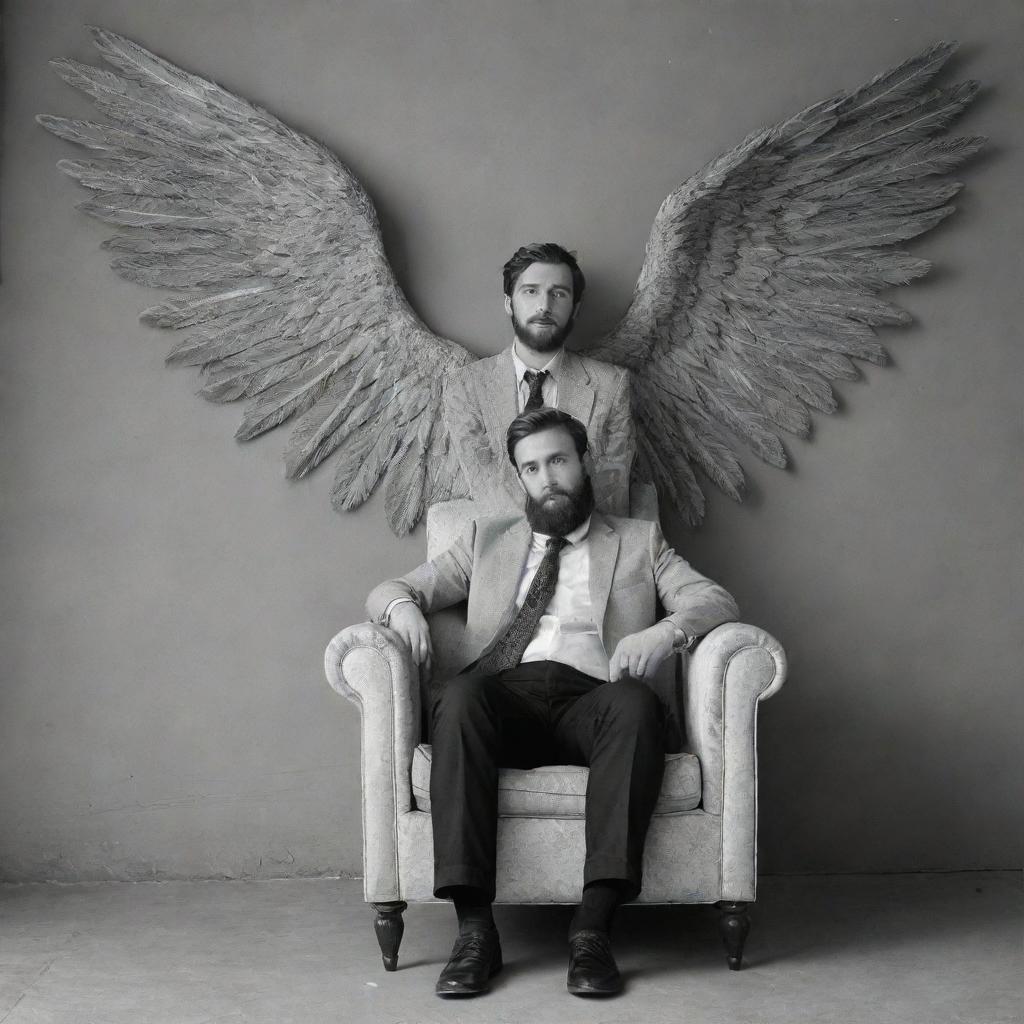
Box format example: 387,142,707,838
531,515,591,548
511,341,565,384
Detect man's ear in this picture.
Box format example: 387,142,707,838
572,298,583,321
513,465,526,495
504,295,513,318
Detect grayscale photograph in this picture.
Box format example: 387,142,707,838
0,2,1020,1022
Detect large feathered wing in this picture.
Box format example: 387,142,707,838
591,42,985,524
37,27,472,535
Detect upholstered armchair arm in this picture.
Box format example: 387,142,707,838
683,621,785,900
685,622,786,815
325,622,420,901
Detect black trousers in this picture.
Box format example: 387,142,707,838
429,660,666,903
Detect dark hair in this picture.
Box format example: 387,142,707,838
502,243,586,304
506,408,589,469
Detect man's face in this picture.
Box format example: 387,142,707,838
513,426,585,511
504,261,579,354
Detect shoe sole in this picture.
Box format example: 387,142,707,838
567,980,622,997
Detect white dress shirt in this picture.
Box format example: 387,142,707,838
516,516,609,681
383,514,611,681
511,342,563,410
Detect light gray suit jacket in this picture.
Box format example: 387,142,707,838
366,511,739,673
442,347,637,517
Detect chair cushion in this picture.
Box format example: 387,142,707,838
411,743,701,817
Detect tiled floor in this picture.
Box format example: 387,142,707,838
0,872,1019,1024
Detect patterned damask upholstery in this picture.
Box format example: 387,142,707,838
325,500,786,909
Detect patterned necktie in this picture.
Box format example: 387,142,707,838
523,369,548,410
478,535,568,675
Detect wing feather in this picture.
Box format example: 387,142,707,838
592,42,983,523
39,27,471,533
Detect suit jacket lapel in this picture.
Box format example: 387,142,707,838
485,349,519,448
478,517,533,642
559,352,596,426
587,512,619,640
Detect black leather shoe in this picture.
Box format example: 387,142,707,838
435,928,502,997
567,929,623,996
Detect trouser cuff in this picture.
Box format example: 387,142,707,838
583,860,642,902
434,866,496,902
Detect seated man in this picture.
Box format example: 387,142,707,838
366,408,738,998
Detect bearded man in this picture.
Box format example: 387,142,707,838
442,242,647,517
366,408,737,997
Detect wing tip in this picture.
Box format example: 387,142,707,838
86,25,123,50
48,58,91,92
384,510,418,537
908,40,959,69
234,421,260,444
55,157,84,179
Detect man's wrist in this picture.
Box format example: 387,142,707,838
383,597,418,626
659,619,696,653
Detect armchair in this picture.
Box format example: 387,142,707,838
325,501,786,972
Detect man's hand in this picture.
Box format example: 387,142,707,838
608,621,675,682
388,602,433,677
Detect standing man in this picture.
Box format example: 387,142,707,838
443,242,647,518
367,408,737,997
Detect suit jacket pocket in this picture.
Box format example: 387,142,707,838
610,571,650,594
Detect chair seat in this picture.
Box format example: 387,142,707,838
411,743,702,817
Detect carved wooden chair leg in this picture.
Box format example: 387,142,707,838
716,901,750,970
371,901,408,971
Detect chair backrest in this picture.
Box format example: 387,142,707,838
425,499,480,560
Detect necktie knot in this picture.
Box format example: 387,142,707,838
523,369,549,410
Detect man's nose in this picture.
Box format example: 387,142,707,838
537,291,553,312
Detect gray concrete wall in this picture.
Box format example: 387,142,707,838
1,0,1020,881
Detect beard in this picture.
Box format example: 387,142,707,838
511,308,575,354
524,474,595,537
